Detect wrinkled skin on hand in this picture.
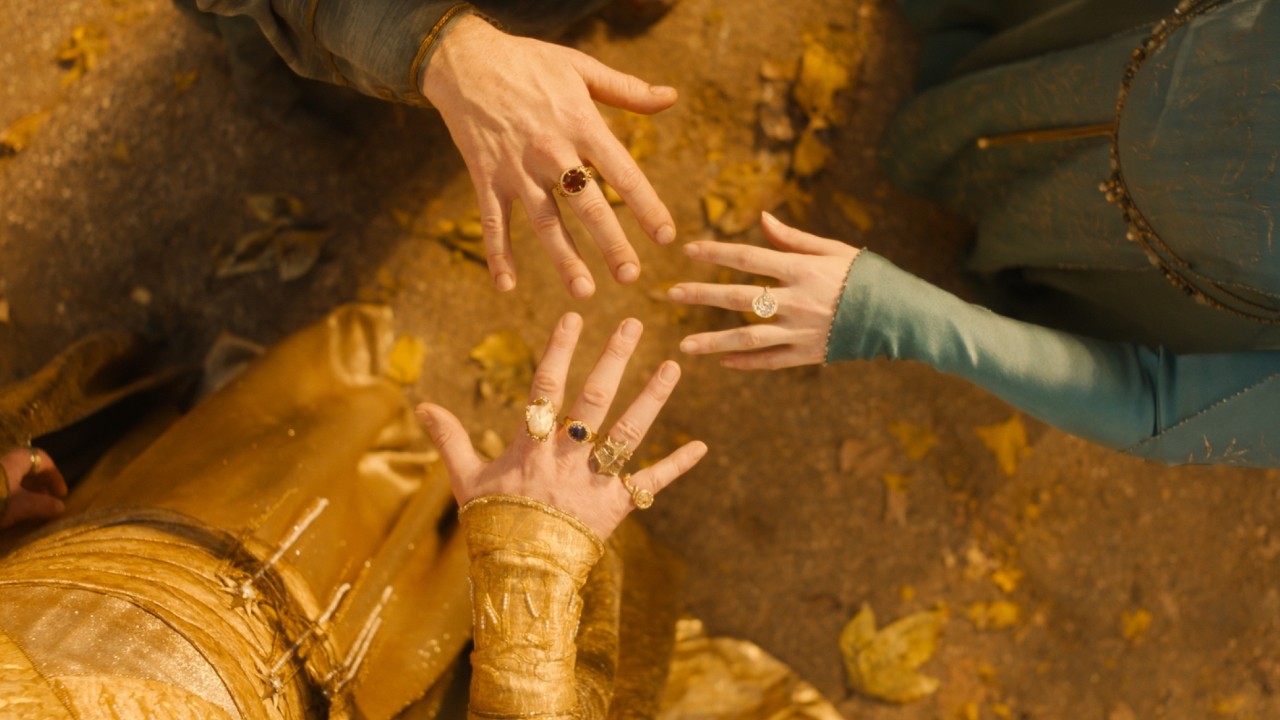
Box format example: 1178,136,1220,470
669,212,861,369
416,313,707,539
422,15,679,299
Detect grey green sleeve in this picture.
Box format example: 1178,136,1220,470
827,252,1280,460
193,0,473,104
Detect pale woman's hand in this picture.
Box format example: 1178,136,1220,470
422,15,679,299
1,447,68,529
669,212,860,369
415,313,707,540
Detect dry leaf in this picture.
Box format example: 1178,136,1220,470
387,335,426,385
173,70,199,94
833,191,876,233
841,603,947,704
704,161,787,234
469,331,534,406
974,415,1030,477
58,26,108,86
889,422,937,461
900,585,916,602
274,228,330,281
883,473,911,526
965,601,1020,630
1122,609,1152,643
1212,694,1248,715
793,36,851,126
792,126,832,178
991,568,1022,594
110,140,131,164
0,109,52,157
246,193,303,223
216,228,277,278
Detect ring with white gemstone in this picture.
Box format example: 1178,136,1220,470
751,286,778,319
621,472,654,510
524,397,557,442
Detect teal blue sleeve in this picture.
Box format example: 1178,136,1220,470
826,252,1280,453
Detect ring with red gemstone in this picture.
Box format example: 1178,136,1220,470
555,165,596,198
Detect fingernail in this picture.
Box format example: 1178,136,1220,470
667,286,686,301
495,273,515,292
414,407,435,428
683,243,700,257
563,312,582,331
762,211,780,227
651,85,676,96
656,225,676,245
679,339,697,353
618,262,640,283
659,362,679,381
621,318,642,340
570,276,594,298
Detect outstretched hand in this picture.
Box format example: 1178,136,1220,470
416,313,707,540
422,15,679,299
669,212,860,369
1,447,68,528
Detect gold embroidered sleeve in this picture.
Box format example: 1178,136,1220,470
459,495,605,720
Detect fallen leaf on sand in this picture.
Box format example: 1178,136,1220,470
470,331,534,406
1,109,53,157
793,37,851,126
246,193,304,223
274,228,331,281
974,415,1030,477
1122,609,1152,643
841,603,947,704
883,473,911,526
966,601,1020,630
791,126,832,178
58,26,108,86
889,422,937,461
991,568,1022,594
703,161,787,234
387,335,427,385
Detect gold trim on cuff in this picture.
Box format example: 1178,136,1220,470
409,2,476,100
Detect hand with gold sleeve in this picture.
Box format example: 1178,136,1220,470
0,447,67,529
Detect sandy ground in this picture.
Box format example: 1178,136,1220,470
4,1,1280,718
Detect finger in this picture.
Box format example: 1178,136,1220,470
722,346,817,371
522,188,596,299
630,440,708,495
566,318,644,429
678,324,792,355
2,490,66,527
683,240,793,280
605,361,680,450
529,312,584,407
761,211,855,256
569,51,678,114
415,404,484,480
585,133,676,245
476,189,518,292
666,282,764,312
22,466,68,499
562,179,642,284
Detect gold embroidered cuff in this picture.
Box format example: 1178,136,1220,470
459,495,605,718
409,2,477,103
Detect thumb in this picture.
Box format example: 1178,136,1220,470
571,52,677,114
760,211,850,256
415,403,483,480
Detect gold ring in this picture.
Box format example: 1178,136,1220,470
621,472,654,510
590,435,632,476
29,447,41,475
524,397,557,442
751,286,778,319
555,165,595,198
563,417,596,444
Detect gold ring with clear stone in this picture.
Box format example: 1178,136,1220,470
621,472,653,510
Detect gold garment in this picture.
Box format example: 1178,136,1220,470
0,305,839,719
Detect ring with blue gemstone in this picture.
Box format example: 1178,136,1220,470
562,417,596,444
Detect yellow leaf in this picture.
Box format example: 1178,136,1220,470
966,601,1020,630
974,415,1030,477
0,109,52,157
899,585,916,602
991,568,1023,594
955,703,979,720
1122,609,1152,643
57,26,108,86
833,191,875,233
889,422,937,461
703,193,728,226
173,70,199,94
793,37,851,125
840,603,946,704
386,335,426,385
110,140,131,164
1212,694,1248,715
791,126,832,178
457,218,484,240
469,331,534,406
246,193,303,223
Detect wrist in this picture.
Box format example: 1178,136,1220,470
420,13,501,103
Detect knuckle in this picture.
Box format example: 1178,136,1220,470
530,374,559,396
611,164,645,195
579,199,614,227
530,211,564,235
611,418,643,444
579,383,612,408
742,328,764,350
486,250,513,267
479,214,506,237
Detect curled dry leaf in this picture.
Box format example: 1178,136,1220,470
1,109,53,158
841,603,947,704
58,26,108,86
469,331,534,406
702,160,786,235
974,414,1031,477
